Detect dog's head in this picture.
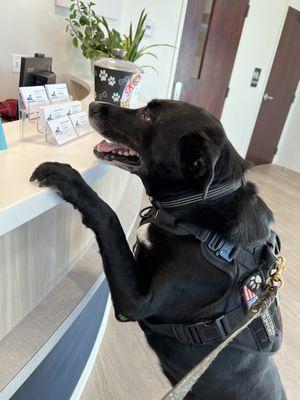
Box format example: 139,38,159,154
89,100,248,196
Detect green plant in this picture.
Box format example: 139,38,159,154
66,0,171,66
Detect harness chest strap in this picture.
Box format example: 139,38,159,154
140,301,279,348
140,206,279,265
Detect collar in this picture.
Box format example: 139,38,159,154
149,176,246,210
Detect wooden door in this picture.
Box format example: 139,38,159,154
173,0,249,118
246,7,300,165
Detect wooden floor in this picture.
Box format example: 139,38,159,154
81,165,300,400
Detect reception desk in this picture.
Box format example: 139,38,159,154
0,79,143,400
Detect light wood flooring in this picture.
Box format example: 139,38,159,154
81,165,300,400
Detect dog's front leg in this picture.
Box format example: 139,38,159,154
30,162,150,321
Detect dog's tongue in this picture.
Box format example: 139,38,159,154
95,139,129,153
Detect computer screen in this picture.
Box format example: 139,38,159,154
19,55,56,87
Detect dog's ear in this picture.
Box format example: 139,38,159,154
179,132,220,198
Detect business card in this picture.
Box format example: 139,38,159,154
45,83,69,103
47,116,78,145
39,101,82,125
19,86,49,113
65,100,82,116
69,111,93,137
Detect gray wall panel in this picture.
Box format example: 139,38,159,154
12,279,109,400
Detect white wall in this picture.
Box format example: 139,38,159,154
0,0,91,101
119,0,184,101
274,82,300,172
273,0,300,172
220,0,289,157
0,0,184,102
220,0,300,166
1,0,298,167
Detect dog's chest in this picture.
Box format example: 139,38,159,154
136,223,152,249
134,224,230,314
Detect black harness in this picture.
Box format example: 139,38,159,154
137,183,283,354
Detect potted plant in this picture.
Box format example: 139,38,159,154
66,1,169,107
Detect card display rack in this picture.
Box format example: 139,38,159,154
18,92,47,138
18,90,92,146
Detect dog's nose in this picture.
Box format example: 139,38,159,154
89,101,109,117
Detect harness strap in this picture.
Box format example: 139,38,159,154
140,207,279,269
140,307,245,345
140,302,278,347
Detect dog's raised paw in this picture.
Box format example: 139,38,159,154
30,162,73,182
30,161,85,205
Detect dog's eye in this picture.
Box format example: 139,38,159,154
140,109,152,122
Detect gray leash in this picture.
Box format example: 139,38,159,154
162,286,277,400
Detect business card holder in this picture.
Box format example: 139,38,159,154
44,122,69,146
18,90,92,146
44,120,92,146
36,96,73,135
18,91,47,138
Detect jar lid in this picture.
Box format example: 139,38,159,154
94,57,143,73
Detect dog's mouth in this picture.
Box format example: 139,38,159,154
94,139,141,166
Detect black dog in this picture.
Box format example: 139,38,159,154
31,100,286,399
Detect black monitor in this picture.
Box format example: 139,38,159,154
19,54,56,87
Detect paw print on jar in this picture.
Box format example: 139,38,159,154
108,76,116,86
99,70,108,81
112,92,120,102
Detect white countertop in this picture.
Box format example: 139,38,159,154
0,74,147,237
0,119,108,236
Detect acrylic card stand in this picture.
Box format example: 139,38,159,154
18,91,48,138
18,89,92,146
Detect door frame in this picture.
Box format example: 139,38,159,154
167,0,189,99
168,0,250,118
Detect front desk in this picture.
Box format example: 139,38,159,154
0,80,143,400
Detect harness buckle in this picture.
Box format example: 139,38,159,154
195,229,211,242
172,315,228,345
208,234,238,262
218,242,239,262
214,315,228,340
208,233,225,252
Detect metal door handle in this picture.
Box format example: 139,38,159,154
263,93,274,101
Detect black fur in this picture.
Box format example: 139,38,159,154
31,100,285,399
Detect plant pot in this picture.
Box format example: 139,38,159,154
93,58,143,109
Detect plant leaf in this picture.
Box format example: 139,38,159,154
135,51,158,60
73,37,78,48
79,15,89,26
66,3,171,68
139,44,175,52
129,22,133,45
140,65,158,74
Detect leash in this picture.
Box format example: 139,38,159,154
161,255,286,400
